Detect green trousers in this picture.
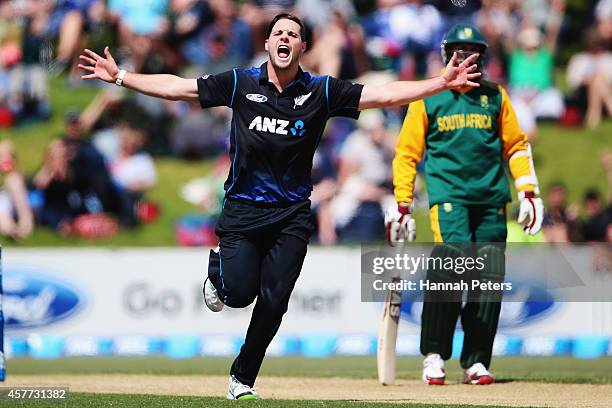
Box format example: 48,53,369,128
421,203,507,369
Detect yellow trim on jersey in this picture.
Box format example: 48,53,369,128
498,86,538,194
429,205,444,243
393,99,427,203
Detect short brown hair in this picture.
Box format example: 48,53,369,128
266,13,305,41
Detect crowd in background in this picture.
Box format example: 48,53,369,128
0,0,610,243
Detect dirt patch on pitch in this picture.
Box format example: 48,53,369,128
6,375,611,407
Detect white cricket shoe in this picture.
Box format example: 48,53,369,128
463,362,494,385
422,353,445,385
203,277,224,312
226,375,260,400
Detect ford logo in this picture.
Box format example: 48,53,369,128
2,268,85,330
246,93,268,103
399,280,555,329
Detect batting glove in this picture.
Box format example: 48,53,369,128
385,203,416,246
517,191,544,235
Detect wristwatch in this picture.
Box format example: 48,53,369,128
115,69,127,87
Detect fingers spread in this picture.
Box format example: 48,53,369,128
104,46,114,61
81,74,97,80
84,48,102,61
467,72,481,79
459,53,479,68
466,81,480,87
466,64,478,73
77,64,94,72
447,52,458,68
79,55,96,65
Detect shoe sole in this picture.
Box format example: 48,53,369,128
464,375,494,385
424,377,445,385
204,278,224,312
226,392,259,400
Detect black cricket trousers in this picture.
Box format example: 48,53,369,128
207,200,311,387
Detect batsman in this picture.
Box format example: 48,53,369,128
386,24,545,385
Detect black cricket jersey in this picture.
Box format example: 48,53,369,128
197,62,363,237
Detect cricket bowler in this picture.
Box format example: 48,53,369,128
79,14,480,399
385,24,544,385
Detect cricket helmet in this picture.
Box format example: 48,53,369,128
441,23,488,66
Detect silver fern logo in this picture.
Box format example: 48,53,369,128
293,92,312,109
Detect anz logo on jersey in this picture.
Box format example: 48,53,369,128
248,116,307,137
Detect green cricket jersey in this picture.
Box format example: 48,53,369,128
393,80,537,207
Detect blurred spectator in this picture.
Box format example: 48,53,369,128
521,0,554,29
32,107,119,234
0,0,51,123
595,0,612,41
48,0,107,75
109,124,158,227
361,0,444,76
62,108,118,214
0,139,33,240
542,181,581,242
566,29,612,128
582,189,611,242
169,0,214,45
508,0,565,121
302,6,368,78
108,0,170,71
182,0,253,70
330,109,394,243
32,138,89,233
476,0,521,83
170,101,229,159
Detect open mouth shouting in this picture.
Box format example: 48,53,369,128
277,44,291,61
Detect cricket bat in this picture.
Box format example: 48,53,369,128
377,241,404,385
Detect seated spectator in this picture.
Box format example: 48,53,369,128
331,109,394,243
566,29,612,128
542,182,581,242
33,111,119,235
109,124,158,227
0,140,33,240
509,1,565,120
582,189,611,242
32,138,87,233
62,109,118,214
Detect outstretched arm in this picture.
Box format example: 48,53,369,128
79,47,199,101
358,52,481,110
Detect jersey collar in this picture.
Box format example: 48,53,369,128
259,62,308,90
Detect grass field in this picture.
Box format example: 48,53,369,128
0,393,518,408
7,356,612,384
0,79,611,247
4,356,612,407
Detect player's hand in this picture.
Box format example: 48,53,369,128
385,203,416,246
442,52,481,89
78,47,120,84
517,191,544,235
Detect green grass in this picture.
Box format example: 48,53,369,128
7,356,612,384
0,79,611,246
1,393,523,408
